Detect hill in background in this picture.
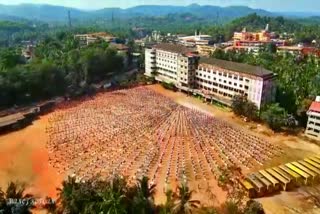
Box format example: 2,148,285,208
0,3,303,23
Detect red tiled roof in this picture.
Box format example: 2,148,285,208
309,101,320,113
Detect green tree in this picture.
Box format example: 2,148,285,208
159,189,174,214
0,48,24,70
266,43,277,54
56,176,82,214
222,200,239,214
231,95,258,121
244,200,265,214
0,182,35,214
132,176,156,214
95,176,128,214
198,207,219,214
261,103,288,131
172,182,200,214
231,95,246,116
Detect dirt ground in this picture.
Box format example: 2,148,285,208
147,84,320,213
0,115,62,199
0,84,320,213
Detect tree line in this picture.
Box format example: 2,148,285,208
205,13,320,44
0,32,124,108
0,175,265,214
211,48,320,130
2,13,320,48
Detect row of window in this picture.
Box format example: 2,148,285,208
158,73,177,81
195,84,235,98
196,80,247,95
308,121,320,127
158,68,177,76
197,68,250,82
180,77,188,82
307,127,320,134
158,63,177,70
157,53,177,60
195,77,248,89
309,115,320,120
157,57,176,64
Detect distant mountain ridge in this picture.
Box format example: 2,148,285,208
0,3,275,23
0,3,319,24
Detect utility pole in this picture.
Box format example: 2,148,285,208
216,12,220,26
68,10,72,28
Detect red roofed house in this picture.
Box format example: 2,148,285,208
305,96,320,140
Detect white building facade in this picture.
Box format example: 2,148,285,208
178,31,212,47
145,44,276,109
305,97,320,140
145,44,199,89
145,48,156,76
195,58,276,109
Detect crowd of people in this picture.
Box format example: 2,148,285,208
46,86,282,201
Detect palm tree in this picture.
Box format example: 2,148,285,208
56,175,81,214
137,176,156,202
172,182,200,214
133,176,156,214
222,200,240,214
95,175,128,214
159,189,174,214
198,207,219,214
0,182,35,214
43,196,57,214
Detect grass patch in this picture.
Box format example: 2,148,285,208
210,100,230,112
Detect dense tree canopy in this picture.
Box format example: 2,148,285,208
0,32,124,108
212,49,320,127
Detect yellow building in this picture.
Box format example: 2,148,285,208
196,45,216,56
75,32,116,46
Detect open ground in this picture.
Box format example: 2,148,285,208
0,84,320,213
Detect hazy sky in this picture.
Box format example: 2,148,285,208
0,0,318,12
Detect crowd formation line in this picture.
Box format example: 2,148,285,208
46,86,283,194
